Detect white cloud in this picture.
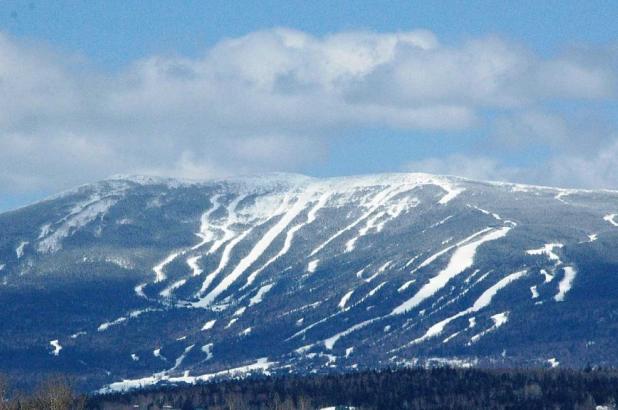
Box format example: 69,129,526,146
0,28,616,195
405,155,521,184
405,136,618,190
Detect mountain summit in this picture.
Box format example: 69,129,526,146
1,173,617,391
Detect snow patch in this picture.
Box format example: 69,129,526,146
49,340,62,356
201,320,216,331
604,214,618,227
307,259,319,273
249,284,274,306
38,196,119,253
393,226,512,314
100,357,275,393
201,343,214,360
469,312,509,344
16,241,29,258
526,243,563,263
554,266,577,302
338,290,355,310
411,271,526,344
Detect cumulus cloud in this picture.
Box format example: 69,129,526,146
405,136,618,190
0,28,616,196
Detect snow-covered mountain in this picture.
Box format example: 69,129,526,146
1,173,617,391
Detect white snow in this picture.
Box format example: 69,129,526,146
438,186,464,205
604,214,618,227
540,269,554,283
393,226,512,314
233,307,246,316
526,243,563,263
429,215,454,229
16,241,29,258
244,191,326,287
409,227,493,274
169,344,195,372
201,343,214,360
38,196,119,253
197,228,252,298
134,283,147,298
323,317,382,350
368,281,387,297
198,191,312,306
411,270,527,344
206,195,246,254
191,194,222,250
404,255,419,268
100,357,275,393
160,279,187,298
363,261,391,283
249,284,274,306
307,259,320,273
70,331,86,339
310,184,412,256
201,319,216,331
38,223,52,239
98,317,127,332
469,312,509,344
554,266,577,302
344,195,417,252
186,256,203,276
338,290,355,310
153,251,182,283
398,279,416,292
49,340,62,356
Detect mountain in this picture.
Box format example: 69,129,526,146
1,172,617,392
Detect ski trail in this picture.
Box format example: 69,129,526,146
554,266,577,302
207,195,246,255
310,185,407,257
243,191,328,288
196,192,310,307
338,290,355,310
191,194,222,250
196,228,252,298
160,279,188,298
410,228,493,275
411,270,527,344
392,226,512,314
187,256,203,277
153,251,183,283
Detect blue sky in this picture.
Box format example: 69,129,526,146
1,1,618,211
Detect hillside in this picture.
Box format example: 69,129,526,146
0,173,617,391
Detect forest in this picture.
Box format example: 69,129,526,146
3,367,617,409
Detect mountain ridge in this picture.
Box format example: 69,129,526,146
1,171,617,392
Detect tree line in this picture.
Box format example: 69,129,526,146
91,367,618,409
2,367,618,409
